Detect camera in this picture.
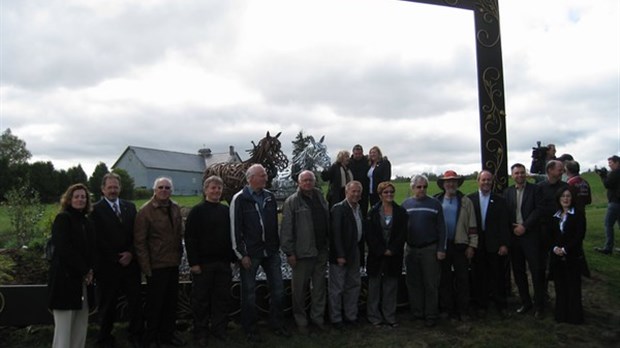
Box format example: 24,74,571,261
530,141,548,175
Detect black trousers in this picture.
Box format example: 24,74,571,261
190,261,232,338
510,237,544,310
472,251,508,310
144,267,179,342
439,243,471,315
96,263,143,341
551,255,583,324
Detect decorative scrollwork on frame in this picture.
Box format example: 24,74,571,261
482,67,505,136
485,138,507,191
475,0,500,48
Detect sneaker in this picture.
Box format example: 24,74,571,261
273,326,291,337
594,247,612,255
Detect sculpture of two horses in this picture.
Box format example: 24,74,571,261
204,132,330,202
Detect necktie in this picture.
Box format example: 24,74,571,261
113,202,122,221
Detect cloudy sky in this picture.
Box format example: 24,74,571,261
1,0,618,178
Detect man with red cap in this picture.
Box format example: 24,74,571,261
434,170,478,321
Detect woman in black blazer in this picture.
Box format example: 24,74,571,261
367,146,391,208
366,181,407,327
550,188,586,324
48,183,96,348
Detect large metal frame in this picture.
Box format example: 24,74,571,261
403,0,507,191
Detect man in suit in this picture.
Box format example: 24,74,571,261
91,173,142,348
504,163,544,318
328,180,364,329
468,170,511,317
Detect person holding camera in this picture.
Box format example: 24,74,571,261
594,155,620,255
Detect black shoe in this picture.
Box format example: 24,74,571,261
273,326,291,337
194,337,208,347
161,333,186,347
497,309,510,319
516,304,533,314
424,319,436,327
534,310,545,320
246,332,263,343
594,247,612,255
332,322,344,330
128,335,141,348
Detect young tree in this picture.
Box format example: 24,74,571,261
3,184,44,247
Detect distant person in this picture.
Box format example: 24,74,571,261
565,160,592,214
48,183,96,348
329,181,364,329
230,164,290,342
468,171,510,318
134,177,186,348
595,155,620,255
349,144,370,216
504,164,544,318
433,170,478,321
91,173,142,348
184,175,235,346
537,160,568,297
550,188,587,324
402,175,446,327
321,150,354,209
367,146,391,208
281,170,330,335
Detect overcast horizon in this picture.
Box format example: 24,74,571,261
2,0,619,178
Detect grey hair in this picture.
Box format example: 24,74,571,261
245,164,265,182
153,176,174,191
410,174,428,189
297,170,316,183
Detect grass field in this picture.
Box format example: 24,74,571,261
1,172,619,347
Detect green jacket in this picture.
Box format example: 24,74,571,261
280,188,329,259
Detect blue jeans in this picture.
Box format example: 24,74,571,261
239,253,284,333
604,202,620,250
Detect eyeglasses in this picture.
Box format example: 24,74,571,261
415,185,428,189
157,186,171,190
382,190,395,194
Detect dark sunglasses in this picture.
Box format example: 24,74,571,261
157,186,171,190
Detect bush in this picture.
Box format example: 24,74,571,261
2,184,45,247
134,187,153,200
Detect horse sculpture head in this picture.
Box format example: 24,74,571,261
291,135,331,182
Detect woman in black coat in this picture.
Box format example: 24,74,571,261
48,183,96,348
367,146,392,208
365,181,407,327
550,188,586,324
321,150,354,208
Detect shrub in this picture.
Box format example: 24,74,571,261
3,184,45,247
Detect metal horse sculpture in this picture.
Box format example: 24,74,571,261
273,135,331,200
204,131,288,203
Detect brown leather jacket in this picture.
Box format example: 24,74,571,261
134,197,183,276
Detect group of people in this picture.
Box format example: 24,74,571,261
46,144,617,348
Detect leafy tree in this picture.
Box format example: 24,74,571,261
56,169,71,195
28,161,59,203
0,128,31,166
113,168,135,200
0,129,32,201
89,162,109,201
3,184,44,247
291,130,310,158
67,164,88,185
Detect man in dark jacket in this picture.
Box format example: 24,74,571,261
504,164,544,318
91,173,142,348
230,164,290,342
184,175,234,346
328,180,364,329
349,144,370,216
595,155,620,254
468,170,510,317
